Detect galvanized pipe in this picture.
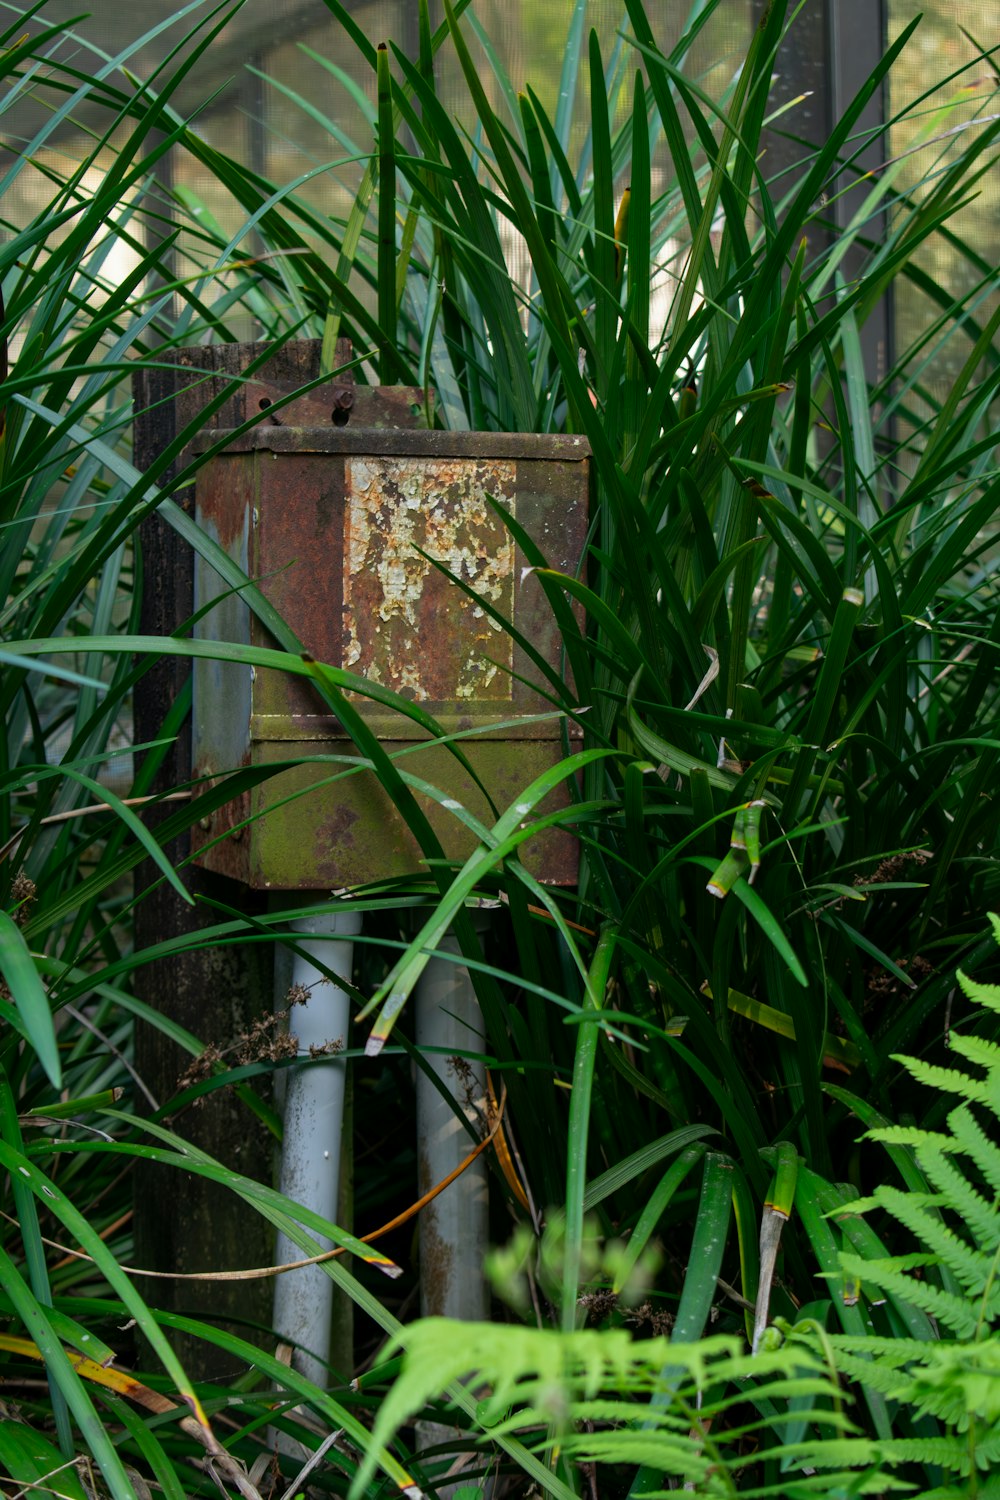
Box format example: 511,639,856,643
414,924,490,1321
272,908,362,1387
414,922,492,1477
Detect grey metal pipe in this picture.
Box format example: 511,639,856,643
414,923,492,1478
414,925,490,1321
272,908,362,1388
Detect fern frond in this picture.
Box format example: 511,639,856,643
895,1057,995,1105
948,1103,1000,1193
353,1320,847,1498
868,1185,1000,1301
917,1484,1000,1500
861,1125,952,1152
827,1334,941,1364
945,1031,1000,1077
838,1254,979,1337
824,1249,937,1273
728,1465,902,1497
692,1395,859,1439
748,1436,877,1469
565,1432,711,1475
918,1146,1000,1252
955,958,1000,1015
801,1350,914,1403
877,1433,989,1472
898,1337,1000,1426
826,1334,1000,1434
561,1398,684,1426
882,1426,1000,1466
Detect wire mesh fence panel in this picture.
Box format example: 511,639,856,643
888,1,1000,411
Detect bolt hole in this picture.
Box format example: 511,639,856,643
410,402,421,415
331,408,350,427
258,397,272,409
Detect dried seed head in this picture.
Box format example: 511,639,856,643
857,848,932,886
10,869,36,926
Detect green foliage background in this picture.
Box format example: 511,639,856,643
1,1,999,1497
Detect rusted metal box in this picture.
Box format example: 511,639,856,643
190,416,589,890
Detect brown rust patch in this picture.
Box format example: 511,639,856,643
189,758,252,880
192,419,591,888
417,1153,454,1318
315,799,362,862
342,456,516,702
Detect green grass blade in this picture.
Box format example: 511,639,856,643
0,1247,136,1500
563,923,618,1331
376,42,398,384
0,911,61,1088
628,1152,734,1498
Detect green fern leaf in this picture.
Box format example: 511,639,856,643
881,1422,1000,1470
896,1338,1000,1426
759,1436,878,1469
566,1433,712,1472
948,1103,1000,1193
828,1334,942,1365
918,1484,1000,1500
955,961,1000,1015
822,1352,918,1403
945,1031,1000,1076
861,1125,952,1151
918,1146,1000,1253
354,1319,850,1499
895,1057,995,1105
870,1185,999,1300
877,1433,991,1472
838,1254,979,1337
800,925,1000,1492
825,1248,938,1272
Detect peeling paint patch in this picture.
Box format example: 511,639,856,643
342,456,516,701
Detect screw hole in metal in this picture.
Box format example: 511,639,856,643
258,397,272,409
331,407,350,427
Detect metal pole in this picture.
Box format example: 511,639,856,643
413,920,491,1476
414,924,490,1323
272,907,362,1387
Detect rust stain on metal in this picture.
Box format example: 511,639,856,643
242,381,426,432
190,756,253,880
191,416,591,887
342,456,516,702
417,1150,454,1317
314,799,362,867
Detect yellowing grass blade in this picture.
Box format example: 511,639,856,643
753,1143,799,1354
